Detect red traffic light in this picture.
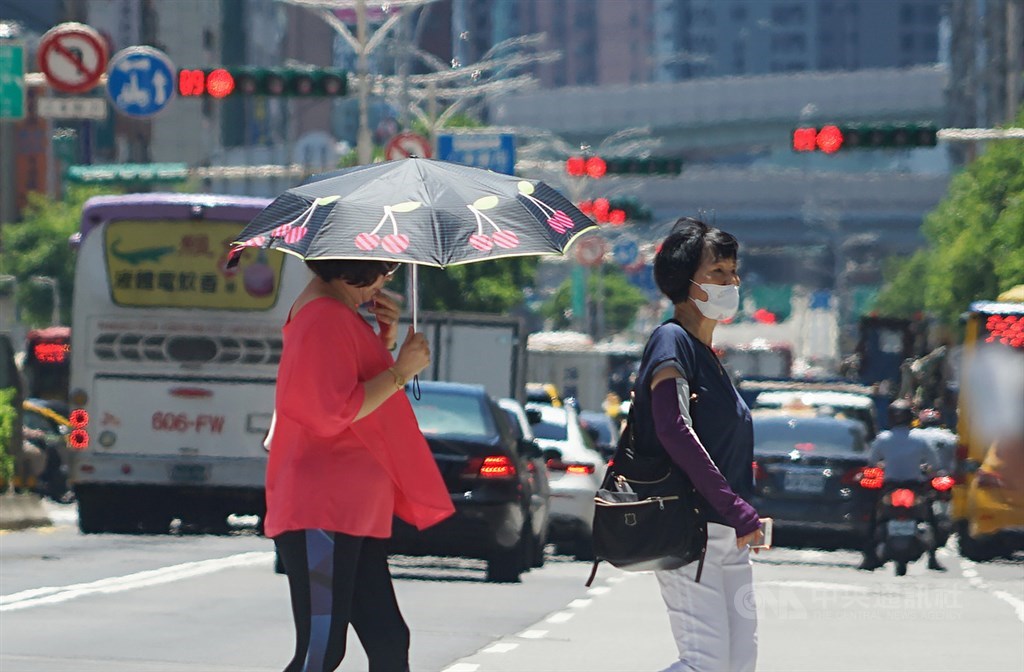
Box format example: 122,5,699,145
566,156,586,176
793,127,817,152
585,156,607,179
816,125,844,153
206,68,235,98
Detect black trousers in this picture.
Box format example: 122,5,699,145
275,530,410,672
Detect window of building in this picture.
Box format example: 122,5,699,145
771,4,806,25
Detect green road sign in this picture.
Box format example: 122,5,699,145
0,41,26,121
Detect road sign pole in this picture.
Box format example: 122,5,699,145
0,33,25,224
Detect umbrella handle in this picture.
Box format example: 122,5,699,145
411,264,419,333
411,264,421,400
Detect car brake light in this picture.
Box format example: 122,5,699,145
891,488,916,508
478,455,517,479
546,458,594,475
976,470,1005,489
752,460,766,482
931,475,955,492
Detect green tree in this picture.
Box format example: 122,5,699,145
876,111,1024,326
404,257,539,314
541,264,646,334
0,186,117,327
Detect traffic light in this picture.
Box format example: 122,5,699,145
604,157,683,176
792,123,938,153
177,66,348,98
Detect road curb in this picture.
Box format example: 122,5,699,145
0,491,53,530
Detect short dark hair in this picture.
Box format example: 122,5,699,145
653,217,739,303
887,398,915,428
305,258,398,287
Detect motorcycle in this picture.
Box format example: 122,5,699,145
873,476,953,576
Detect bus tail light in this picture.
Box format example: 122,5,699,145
69,408,89,450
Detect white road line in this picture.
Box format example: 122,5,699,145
0,552,273,612
587,586,611,596
759,580,870,593
959,558,1024,624
992,591,1024,624
518,629,548,639
482,642,519,654
441,664,480,672
546,611,575,624
568,598,593,609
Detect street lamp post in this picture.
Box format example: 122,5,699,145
30,276,60,326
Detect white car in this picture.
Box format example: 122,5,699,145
525,402,607,560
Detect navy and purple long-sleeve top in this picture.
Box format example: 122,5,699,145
633,320,760,536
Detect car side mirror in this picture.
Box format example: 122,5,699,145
518,438,542,459
541,448,562,463
525,408,542,425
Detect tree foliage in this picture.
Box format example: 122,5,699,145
875,111,1024,326
541,264,646,334
407,257,539,314
1,187,117,327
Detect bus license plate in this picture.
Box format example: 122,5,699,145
170,464,209,483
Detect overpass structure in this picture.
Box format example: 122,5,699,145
494,66,953,284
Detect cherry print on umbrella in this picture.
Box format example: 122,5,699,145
232,195,338,258
517,181,573,234
467,195,519,251
355,201,422,252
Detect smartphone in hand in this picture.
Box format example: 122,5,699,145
751,518,773,550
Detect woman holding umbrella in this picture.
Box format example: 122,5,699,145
265,257,455,672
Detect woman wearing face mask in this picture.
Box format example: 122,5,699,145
632,217,767,672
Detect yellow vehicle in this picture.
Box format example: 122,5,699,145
953,286,1024,561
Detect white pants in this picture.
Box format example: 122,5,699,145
655,523,758,672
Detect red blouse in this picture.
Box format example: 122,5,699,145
263,296,454,539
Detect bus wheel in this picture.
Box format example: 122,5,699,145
76,489,108,534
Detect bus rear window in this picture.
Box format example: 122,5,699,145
103,220,285,310
983,314,1024,350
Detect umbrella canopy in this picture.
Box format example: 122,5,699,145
229,158,596,269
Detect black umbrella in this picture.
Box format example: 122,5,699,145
229,157,597,328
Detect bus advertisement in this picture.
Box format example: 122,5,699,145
67,194,309,534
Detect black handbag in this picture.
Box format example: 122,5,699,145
586,406,707,586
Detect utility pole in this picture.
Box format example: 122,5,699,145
278,0,431,165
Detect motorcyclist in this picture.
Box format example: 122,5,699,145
859,398,946,571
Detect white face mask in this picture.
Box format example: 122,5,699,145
690,280,739,321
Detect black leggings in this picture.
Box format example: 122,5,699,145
274,530,410,672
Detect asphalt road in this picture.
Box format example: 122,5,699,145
1,503,1021,672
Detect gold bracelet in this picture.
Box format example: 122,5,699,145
387,367,406,389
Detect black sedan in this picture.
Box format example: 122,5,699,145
391,382,549,582
750,413,877,546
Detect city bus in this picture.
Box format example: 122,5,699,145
67,193,308,534
953,286,1024,560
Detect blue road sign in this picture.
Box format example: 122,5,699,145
437,133,516,175
627,263,658,298
612,237,639,266
106,46,175,118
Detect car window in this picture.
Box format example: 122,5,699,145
754,419,866,455
532,418,568,441
580,414,614,444
411,391,496,439
501,408,524,440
